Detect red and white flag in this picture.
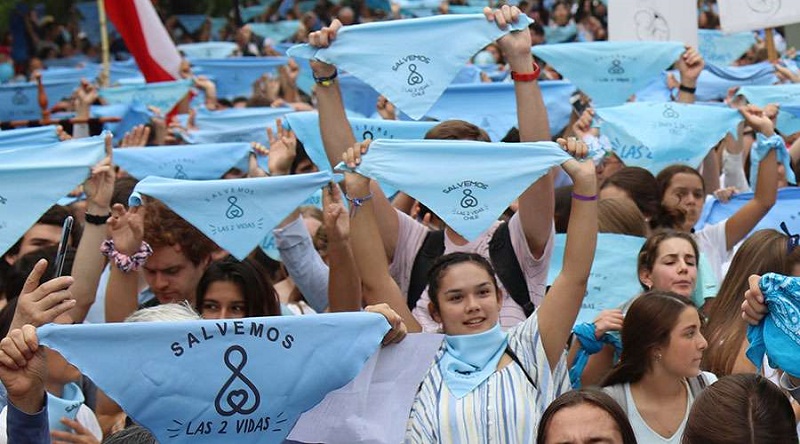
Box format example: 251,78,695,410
104,0,182,82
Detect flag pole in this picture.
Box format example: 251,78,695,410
765,28,778,62
97,0,111,87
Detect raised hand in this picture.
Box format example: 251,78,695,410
323,182,349,242
484,6,532,66
307,19,342,78
9,260,76,332
676,46,704,86
365,303,408,346
118,125,151,148
740,104,776,137
84,134,115,215
0,325,47,414
107,204,144,256
571,108,595,139
266,118,297,176
376,96,397,121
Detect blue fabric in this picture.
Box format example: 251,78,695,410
474,64,509,82
46,383,83,433
285,111,438,171
0,81,76,122
739,84,800,136
178,42,238,59
100,80,192,114
192,107,295,131
750,133,796,191
176,15,209,34
776,104,800,136
76,2,117,46
746,273,800,376
249,21,300,43
0,126,60,149
548,233,645,325
129,172,337,259
448,5,486,14
676,62,778,102
0,135,106,256
343,139,572,240
532,41,684,107
241,5,267,22
110,101,154,145
183,124,272,147
633,73,672,102
595,102,742,174
439,324,508,399
7,400,49,444
37,313,388,444
451,65,482,84
190,58,288,99
209,18,228,41
544,24,577,44
114,143,253,180
394,0,440,17
426,81,577,140
569,322,622,389
43,56,93,69
288,14,532,120
694,187,800,236
338,73,378,118
698,29,756,67
40,65,101,85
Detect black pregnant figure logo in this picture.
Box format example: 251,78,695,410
225,196,244,219
214,345,261,416
662,104,679,119
407,64,424,86
608,59,625,75
11,88,28,106
174,164,188,179
460,189,478,208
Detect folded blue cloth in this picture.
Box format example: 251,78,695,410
249,21,301,43
673,62,778,102
746,273,800,377
38,313,389,444
129,172,337,260
192,106,295,131
595,102,742,174
100,79,192,114
544,23,577,44
698,29,756,67
439,323,508,398
0,125,60,149
288,14,532,120
695,187,800,238
341,138,572,240
182,124,273,147
0,135,107,256
739,84,800,136
569,322,622,389
749,133,796,191
110,101,153,145
0,80,78,121
190,57,289,99
114,143,253,180
533,41,684,107
175,15,209,34
177,42,238,59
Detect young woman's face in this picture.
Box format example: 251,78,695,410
201,281,247,319
662,172,705,231
544,403,623,444
658,307,707,378
640,238,697,298
430,262,501,336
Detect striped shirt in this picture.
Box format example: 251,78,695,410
405,313,570,443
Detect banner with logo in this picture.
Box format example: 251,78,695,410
114,143,253,180
609,0,697,48
718,0,800,34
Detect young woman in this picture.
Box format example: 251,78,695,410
601,292,715,444
702,229,800,376
536,388,638,444
195,256,281,319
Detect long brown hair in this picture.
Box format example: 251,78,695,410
652,165,704,230
537,388,638,444
637,230,699,291
702,229,798,376
601,291,695,387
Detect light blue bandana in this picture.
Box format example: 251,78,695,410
191,106,295,131
190,58,288,99
284,111,438,171
0,125,60,149
0,135,106,256
746,273,800,376
595,102,742,174
452,65,482,84
547,233,644,325
0,81,77,121
182,124,271,147
698,29,756,67
750,133,797,191
114,143,253,180
544,23,577,44
338,73,379,118
532,41,684,107
176,15,209,34
288,14,532,120
426,80,577,140
739,84,800,136
38,313,389,444
569,322,622,389
110,101,154,145
100,80,192,114
694,187,800,237
634,73,672,103
129,172,337,259
676,62,777,102
249,21,300,43
342,139,572,240
240,4,267,22
178,42,238,59
439,323,508,399
40,65,101,85
47,382,84,434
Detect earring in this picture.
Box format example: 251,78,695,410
655,353,662,362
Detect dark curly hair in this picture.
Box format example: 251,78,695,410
143,198,217,265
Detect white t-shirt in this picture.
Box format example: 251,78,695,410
694,221,730,283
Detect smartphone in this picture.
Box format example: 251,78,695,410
54,216,74,278
570,92,588,116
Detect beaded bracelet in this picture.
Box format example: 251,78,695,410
345,192,373,217
101,239,153,273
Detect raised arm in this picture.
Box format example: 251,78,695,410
323,183,362,312
104,204,146,323
487,6,553,257
675,47,703,105
66,137,115,323
537,139,598,371
343,142,422,332
725,105,779,250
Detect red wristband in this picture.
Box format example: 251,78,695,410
510,62,541,82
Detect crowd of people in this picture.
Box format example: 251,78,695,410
0,0,799,443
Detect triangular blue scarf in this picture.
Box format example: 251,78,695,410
547,233,644,325
114,143,253,180
175,15,209,34
284,111,438,171
0,135,106,256
288,14,532,120
698,29,756,67
532,41,684,107
673,62,777,102
694,187,800,238
338,73,380,118
426,81,577,140
183,124,272,147
749,133,796,191
439,324,508,399
129,172,337,260
738,84,800,136
100,80,192,114
192,106,295,131
37,313,389,444
249,21,300,43
47,382,84,433
0,81,76,121
190,58,288,99
110,101,154,145
0,125,60,149
544,23,577,44
240,4,267,22
746,273,800,376
595,102,742,174
342,139,572,240
177,42,238,59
